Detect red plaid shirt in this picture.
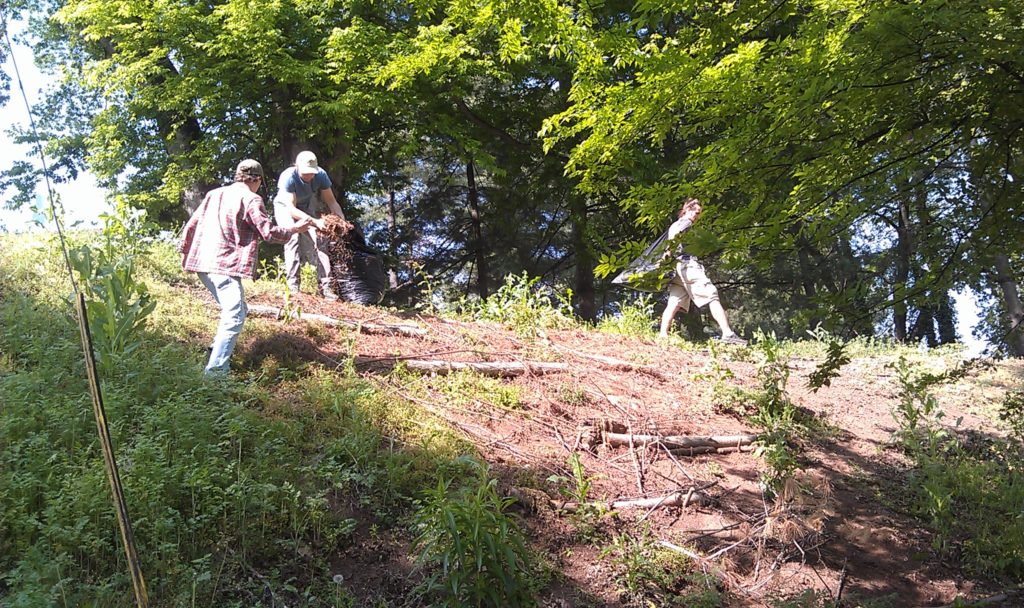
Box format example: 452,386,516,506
180,183,293,278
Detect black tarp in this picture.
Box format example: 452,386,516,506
327,223,387,305
610,228,674,292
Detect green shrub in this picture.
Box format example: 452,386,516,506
0,235,468,605
412,465,536,607
603,531,721,607
436,369,523,411
805,329,851,392
697,341,757,417
547,453,608,543
999,390,1024,442
597,294,656,337
68,245,156,373
460,272,575,337
890,358,1024,577
0,302,357,604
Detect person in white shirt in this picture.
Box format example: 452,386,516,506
659,198,747,345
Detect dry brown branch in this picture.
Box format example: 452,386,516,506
551,345,668,379
681,521,749,545
659,443,698,483
357,358,568,377
248,304,427,336
669,445,754,456
601,431,757,450
556,488,712,513
936,590,1024,608
639,486,704,523
355,348,520,366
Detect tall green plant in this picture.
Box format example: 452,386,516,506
68,245,156,372
597,294,656,337
464,272,575,337
747,332,804,495
412,465,536,607
888,358,1024,576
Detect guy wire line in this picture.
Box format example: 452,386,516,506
2,16,149,608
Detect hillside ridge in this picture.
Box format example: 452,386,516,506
218,284,1019,607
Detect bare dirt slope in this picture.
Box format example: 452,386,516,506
222,289,1022,608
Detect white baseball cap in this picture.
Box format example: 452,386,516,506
295,151,319,176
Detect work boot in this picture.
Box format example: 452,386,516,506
321,288,340,302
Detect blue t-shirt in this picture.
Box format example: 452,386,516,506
275,167,332,218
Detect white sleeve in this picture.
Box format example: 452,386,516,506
667,218,692,240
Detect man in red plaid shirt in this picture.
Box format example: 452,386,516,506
180,159,311,374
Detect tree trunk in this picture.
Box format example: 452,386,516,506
386,190,400,290
994,253,1024,356
324,141,352,198
466,158,489,298
795,233,820,329
893,197,912,342
571,196,596,322
909,307,936,346
152,56,207,218
935,293,957,345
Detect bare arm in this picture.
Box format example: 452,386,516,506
283,191,314,223
319,187,346,222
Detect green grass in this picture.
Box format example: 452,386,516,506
0,232,482,606
888,358,1024,578
602,530,722,607
5,230,1024,606
454,272,578,337
597,294,657,338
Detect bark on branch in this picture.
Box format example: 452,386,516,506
577,420,757,454
557,489,712,514
511,487,711,514
247,304,427,337
602,432,758,451
357,358,568,377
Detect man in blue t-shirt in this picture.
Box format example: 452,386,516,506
273,150,350,300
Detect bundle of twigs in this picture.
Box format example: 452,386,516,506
320,215,352,268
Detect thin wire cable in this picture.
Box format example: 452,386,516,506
1,16,77,293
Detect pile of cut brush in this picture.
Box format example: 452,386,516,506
320,215,387,305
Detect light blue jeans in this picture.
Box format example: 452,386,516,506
198,273,247,374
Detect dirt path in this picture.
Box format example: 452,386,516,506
226,290,1020,607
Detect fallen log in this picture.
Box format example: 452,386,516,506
936,590,1024,608
247,304,427,336
602,432,757,450
557,489,711,512
552,345,667,379
668,445,754,456
358,358,568,377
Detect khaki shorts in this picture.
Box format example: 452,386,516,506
667,259,720,310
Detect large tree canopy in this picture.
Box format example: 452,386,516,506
542,0,1024,349
2,0,1023,352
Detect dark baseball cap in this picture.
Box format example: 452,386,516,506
236,159,264,178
